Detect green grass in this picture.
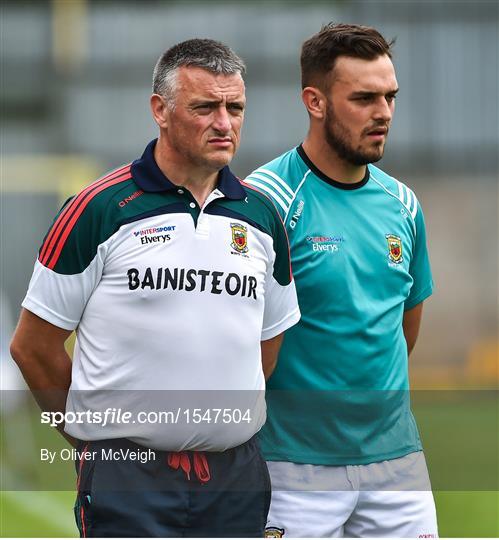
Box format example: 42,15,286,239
434,491,499,537
414,391,499,536
413,391,498,491
0,491,77,537
2,491,497,537
1,392,497,536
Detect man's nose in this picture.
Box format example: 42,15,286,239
373,98,393,123
212,107,231,133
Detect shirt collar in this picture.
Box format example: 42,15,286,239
131,139,246,200
297,144,370,190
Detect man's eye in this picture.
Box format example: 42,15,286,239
194,105,213,112
228,104,244,112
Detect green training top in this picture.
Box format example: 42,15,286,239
246,145,433,465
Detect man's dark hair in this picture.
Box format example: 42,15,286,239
152,38,245,108
301,23,395,89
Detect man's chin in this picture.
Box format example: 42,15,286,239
346,146,384,166
205,151,234,170
361,145,385,164
368,152,384,164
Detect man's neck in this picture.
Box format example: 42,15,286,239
302,133,367,184
154,140,219,207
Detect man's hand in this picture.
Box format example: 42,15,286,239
403,302,424,356
10,309,78,447
261,333,284,380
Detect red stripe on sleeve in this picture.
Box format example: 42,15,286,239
39,164,131,264
45,173,132,270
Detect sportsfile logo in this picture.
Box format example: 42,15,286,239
132,225,176,245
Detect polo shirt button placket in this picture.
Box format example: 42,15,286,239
196,216,209,236
196,198,209,237
195,189,224,237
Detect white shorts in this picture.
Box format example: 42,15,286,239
265,451,438,538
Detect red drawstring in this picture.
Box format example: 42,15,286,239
167,451,211,484
168,451,192,480
193,452,211,483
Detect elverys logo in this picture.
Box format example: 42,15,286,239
132,225,176,245
306,234,344,253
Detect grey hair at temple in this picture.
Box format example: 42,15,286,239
152,38,246,108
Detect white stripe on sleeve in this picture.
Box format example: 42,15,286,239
245,178,289,213
257,168,294,197
398,181,405,205
405,187,413,214
247,172,293,205
410,193,418,218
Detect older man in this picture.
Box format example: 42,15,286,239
10,39,299,537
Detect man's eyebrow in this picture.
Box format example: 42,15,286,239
190,99,221,106
350,88,399,97
190,98,245,107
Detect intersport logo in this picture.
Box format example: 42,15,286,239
132,225,176,245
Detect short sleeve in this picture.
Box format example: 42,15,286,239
261,211,300,340
22,194,109,330
405,202,434,310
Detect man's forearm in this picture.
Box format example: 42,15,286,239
403,302,424,356
12,344,78,446
10,309,77,446
261,333,284,380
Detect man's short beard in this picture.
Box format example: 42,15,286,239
324,102,385,166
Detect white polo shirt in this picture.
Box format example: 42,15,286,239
23,139,300,451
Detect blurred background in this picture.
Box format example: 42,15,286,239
1,0,498,537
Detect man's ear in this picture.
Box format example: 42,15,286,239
150,94,170,129
302,86,327,120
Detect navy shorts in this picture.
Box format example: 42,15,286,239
74,436,270,537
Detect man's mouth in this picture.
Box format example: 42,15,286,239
208,137,232,148
365,127,388,141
